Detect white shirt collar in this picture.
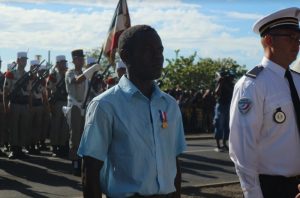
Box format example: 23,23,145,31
261,57,286,79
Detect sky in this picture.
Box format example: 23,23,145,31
0,0,299,72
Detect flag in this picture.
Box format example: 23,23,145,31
103,0,131,64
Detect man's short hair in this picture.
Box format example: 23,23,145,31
118,25,157,60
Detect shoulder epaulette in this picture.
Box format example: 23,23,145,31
291,69,300,75
245,65,264,79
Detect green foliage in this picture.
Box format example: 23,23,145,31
160,50,247,91
85,48,116,77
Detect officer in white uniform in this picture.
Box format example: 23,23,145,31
229,7,300,198
65,49,101,176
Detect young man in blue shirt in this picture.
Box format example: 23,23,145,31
78,25,186,198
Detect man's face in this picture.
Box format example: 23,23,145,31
130,31,164,81
270,29,300,65
57,61,67,72
17,57,27,69
73,57,84,68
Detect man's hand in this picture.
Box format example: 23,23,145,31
295,184,300,198
82,156,103,198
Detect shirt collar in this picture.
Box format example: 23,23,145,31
117,75,164,100
261,57,286,79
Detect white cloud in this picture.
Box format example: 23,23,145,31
224,11,263,20
0,0,265,69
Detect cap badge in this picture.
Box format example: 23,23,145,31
273,107,286,124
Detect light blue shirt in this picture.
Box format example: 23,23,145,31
78,76,186,198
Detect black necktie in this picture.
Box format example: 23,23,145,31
285,69,300,131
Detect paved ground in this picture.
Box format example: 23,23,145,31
0,134,243,198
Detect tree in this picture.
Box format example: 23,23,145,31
159,50,247,91
85,48,116,78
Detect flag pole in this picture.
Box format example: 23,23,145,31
82,0,130,110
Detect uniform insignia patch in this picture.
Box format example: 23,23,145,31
238,98,252,114
273,107,286,124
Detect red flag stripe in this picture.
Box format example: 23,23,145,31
103,0,131,63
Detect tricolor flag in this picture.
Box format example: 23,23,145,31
103,0,131,64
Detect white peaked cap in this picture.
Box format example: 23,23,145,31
87,57,97,65
17,51,28,59
30,60,40,66
116,59,126,69
56,55,67,62
253,7,300,36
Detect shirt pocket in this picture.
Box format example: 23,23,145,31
264,92,292,115
263,92,293,137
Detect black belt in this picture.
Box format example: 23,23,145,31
129,192,175,198
11,96,29,105
32,98,43,106
108,192,175,198
259,174,300,182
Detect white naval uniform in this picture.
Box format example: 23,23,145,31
229,57,300,198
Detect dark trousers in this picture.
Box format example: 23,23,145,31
259,174,299,198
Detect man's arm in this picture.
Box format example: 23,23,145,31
174,157,182,198
82,156,104,198
71,74,86,84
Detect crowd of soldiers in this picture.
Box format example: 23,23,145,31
0,50,126,176
166,87,216,134
0,49,227,176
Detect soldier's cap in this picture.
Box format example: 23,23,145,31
116,59,126,69
30,60,40,66
17,51,28,59
71,49,85,58
56,55,67,63
87,57,96,65
253,7,300,36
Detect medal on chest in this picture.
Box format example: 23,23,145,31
159,110,168,129
273,107,286,124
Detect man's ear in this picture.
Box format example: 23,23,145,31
119,49,129,65
264,34,273,46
